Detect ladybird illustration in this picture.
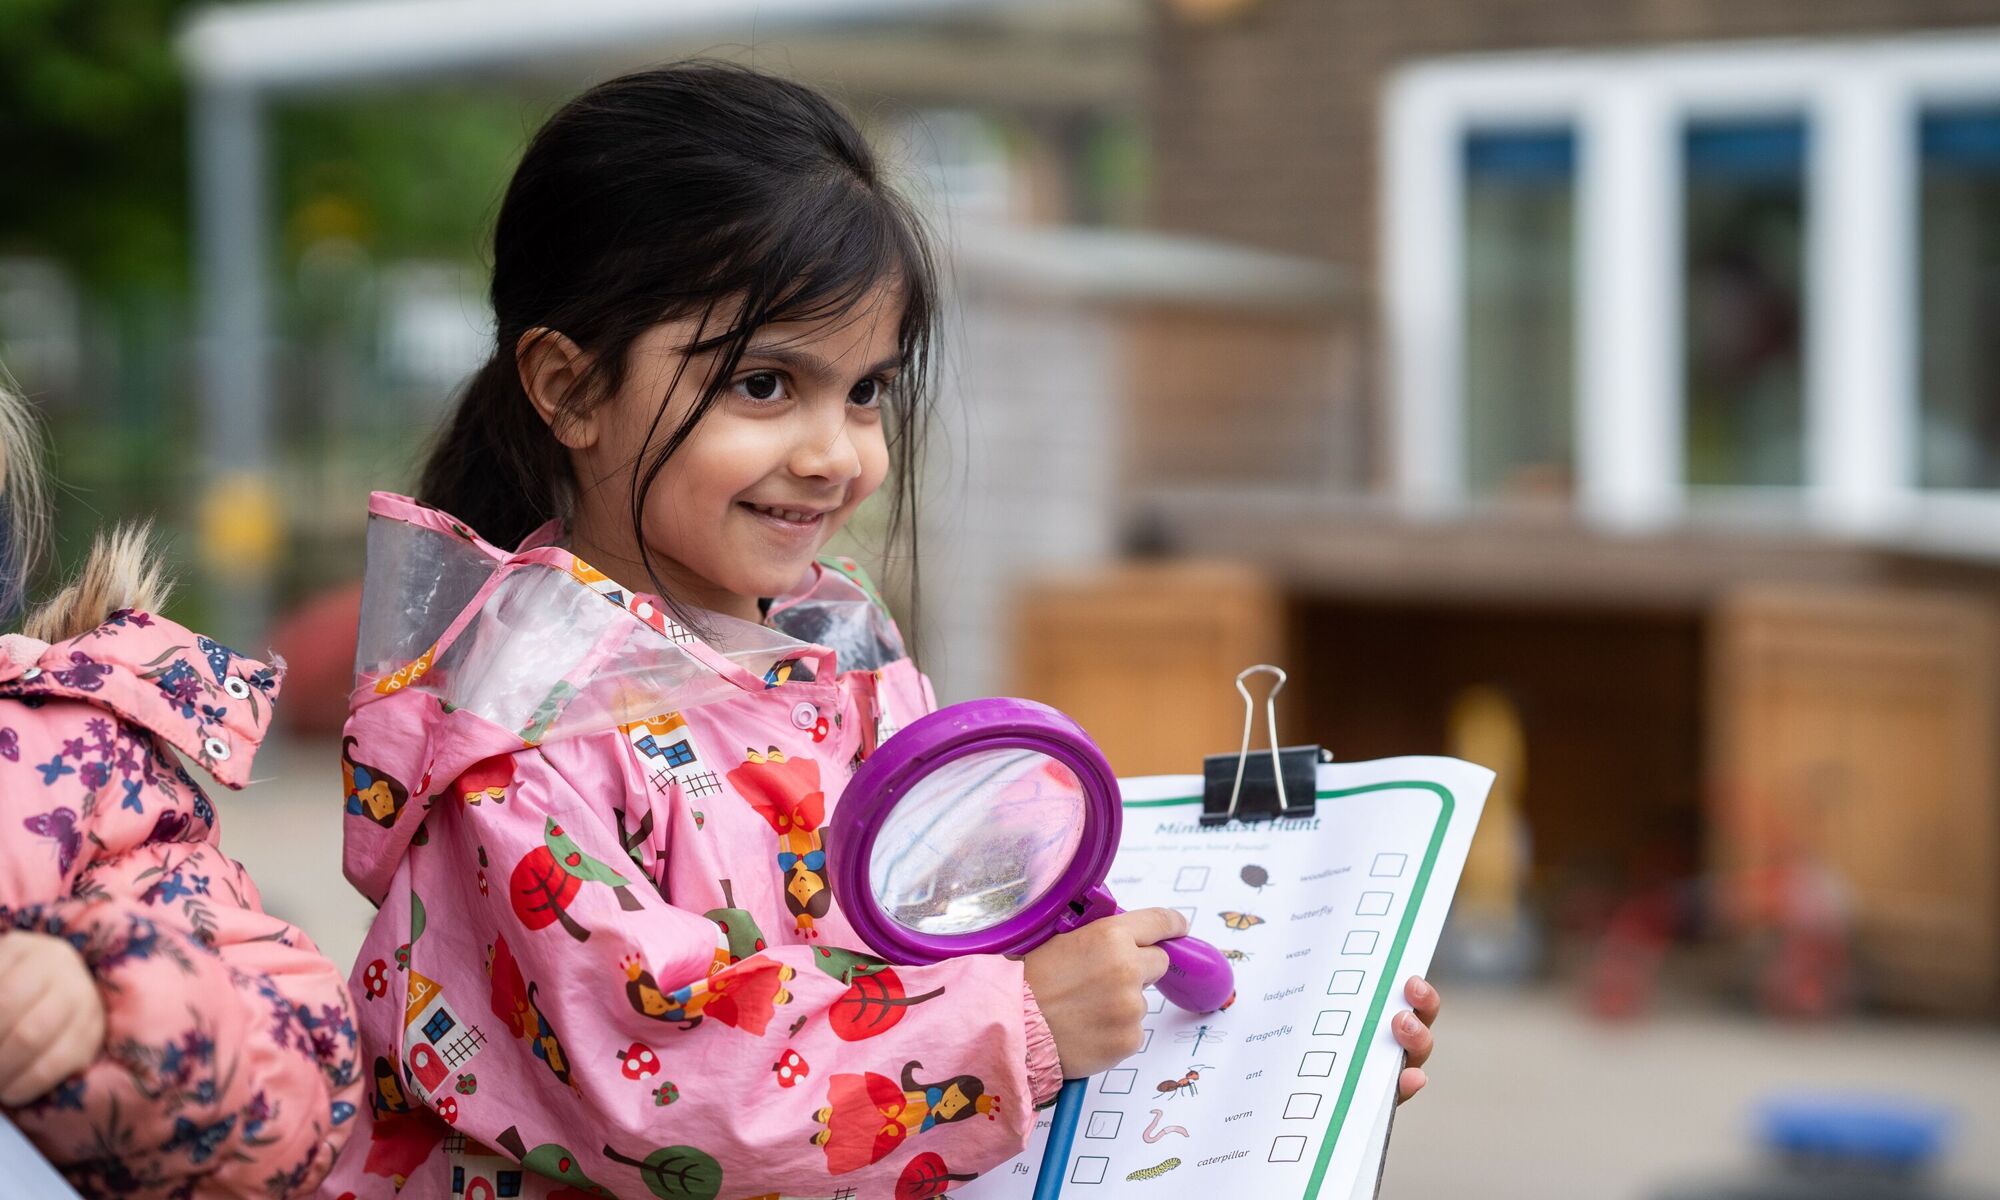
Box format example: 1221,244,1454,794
436,1096,459,1124
454,1073,477,1096
773,1048,810,1088
653,1081,680,1106
361,958,389,999
618,1042,660,1080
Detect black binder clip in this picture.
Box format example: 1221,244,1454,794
1202,664,1322,826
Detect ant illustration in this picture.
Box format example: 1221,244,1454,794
1156,1065,1214,1099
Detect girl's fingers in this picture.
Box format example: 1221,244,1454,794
1397,1065,1428,1104
0,991,64,1091
1116,907,1191,947
1405,975,1440,1026
1137,944,1172,986
0,996,84,1106
1393,1010,1435,1068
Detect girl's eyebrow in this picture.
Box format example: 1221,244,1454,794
740,344,902,382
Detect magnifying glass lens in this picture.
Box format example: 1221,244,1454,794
868,747,1088,936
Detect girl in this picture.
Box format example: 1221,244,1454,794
322,62,1439,1199
0,376,361,1197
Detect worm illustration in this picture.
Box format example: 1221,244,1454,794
1142,1109,1189,1143
1127,1157,1182,1181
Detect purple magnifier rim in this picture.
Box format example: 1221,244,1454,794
827,697,1123,964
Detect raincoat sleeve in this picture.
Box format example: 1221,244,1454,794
414,739,1040,1199
0,696,359,1200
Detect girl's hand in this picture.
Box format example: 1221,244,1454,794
1023,908,1188,1078
0,931,107,1106
1393,975,1441,1103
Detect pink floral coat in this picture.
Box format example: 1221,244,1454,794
318,495,1058,1200
0,610,362,1198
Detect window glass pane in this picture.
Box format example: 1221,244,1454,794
1683,119,1807,487
1919,107,2000,489
1462,129,1577,500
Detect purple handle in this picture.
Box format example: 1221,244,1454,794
1155,934,1235,1012
1066,888,1234,1013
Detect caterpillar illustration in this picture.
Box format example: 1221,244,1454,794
1142,1109,1189,1143
1126,1157,1182,1182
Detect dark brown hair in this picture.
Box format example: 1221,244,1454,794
418,60,937,625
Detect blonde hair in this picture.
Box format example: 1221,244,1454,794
0,371,173,642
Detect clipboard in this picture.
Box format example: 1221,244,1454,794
0,1115,84,1200
960,665,1490,1200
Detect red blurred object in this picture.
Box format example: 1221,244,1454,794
267,581,363,735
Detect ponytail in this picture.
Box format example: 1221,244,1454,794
0,372,173,642
415,350,573,551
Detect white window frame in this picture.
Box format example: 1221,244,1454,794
1385,31,2000,544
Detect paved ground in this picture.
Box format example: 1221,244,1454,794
220,738,2000,1199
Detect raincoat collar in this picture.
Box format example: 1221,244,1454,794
0,611,280,789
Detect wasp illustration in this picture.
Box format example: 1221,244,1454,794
1219,948,1252,963
1155,1065,1213,1099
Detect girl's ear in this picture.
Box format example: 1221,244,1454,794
517,328,598,450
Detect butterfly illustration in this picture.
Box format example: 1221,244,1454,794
1217,911,1265,931
196,636,238,684
24,806,81,875
50,652,111,692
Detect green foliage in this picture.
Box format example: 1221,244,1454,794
0,0,200,287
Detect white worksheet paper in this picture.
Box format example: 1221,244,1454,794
956,756,1491,1199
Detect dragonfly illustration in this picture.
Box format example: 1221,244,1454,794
1175,1025,1228,1056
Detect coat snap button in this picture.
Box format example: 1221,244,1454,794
19,667,40,680
790,701,818,730
223,676,251,699
204,737,231,761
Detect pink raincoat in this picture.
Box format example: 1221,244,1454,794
0,611,361,1198
319,495,1059,1200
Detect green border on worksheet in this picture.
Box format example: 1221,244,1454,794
1120,781,1455,1198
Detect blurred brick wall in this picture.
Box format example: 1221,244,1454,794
1149,0,2000,268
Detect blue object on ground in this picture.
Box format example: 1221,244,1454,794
1757,1094,1955,1171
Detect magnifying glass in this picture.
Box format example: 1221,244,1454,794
827,697,1234,1012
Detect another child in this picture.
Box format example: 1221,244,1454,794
0,378,361,1197
321,62,1437,1200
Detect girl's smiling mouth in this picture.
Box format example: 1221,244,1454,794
741,501,831,530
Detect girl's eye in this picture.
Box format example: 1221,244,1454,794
736,372,786,402
849,378,884,409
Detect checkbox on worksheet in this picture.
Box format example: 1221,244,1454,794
1285,1093,1322,1120
1356,891,1393,916
1298,1051,1337,1077
1371,853,1408,878
1327,970,1364,994
1314,1009,1351,1036
1071,1156,1109,1184
1085,1111,1122,1139
1343,930,1379,955
1174,865,1210,892
1101,1069,1137,1095
1269,1135,1307,1163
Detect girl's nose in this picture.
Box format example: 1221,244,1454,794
792,413,862,483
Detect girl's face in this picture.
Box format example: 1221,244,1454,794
556,283,901,623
